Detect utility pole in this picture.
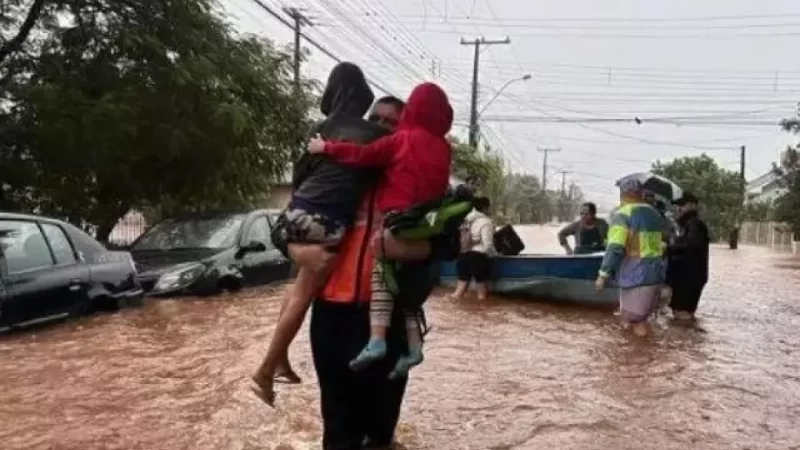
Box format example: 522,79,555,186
460,36,511,148
740,145,746,194
284,7,312,92
730,145,746,250
538,146,561,193
557,169,571,195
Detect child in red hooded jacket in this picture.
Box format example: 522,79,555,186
307,82,453,377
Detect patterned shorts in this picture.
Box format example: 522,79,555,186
280,207,347,248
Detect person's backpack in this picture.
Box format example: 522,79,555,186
459,222,473,253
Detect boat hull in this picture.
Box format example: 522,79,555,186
438,254,619,305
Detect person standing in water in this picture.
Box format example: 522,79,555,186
307,81,454,378
451,196,495,301
558,202,609,255
666,192,710,321
251,63,397,405
595,178,666,337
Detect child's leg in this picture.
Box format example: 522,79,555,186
288,243,336,273
372,231,431,262
388,310,425,380
252,262,330,405
349,261,395,370
272,290,301,383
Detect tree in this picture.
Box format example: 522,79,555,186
772,144,800,236
450,137,506,214
0,0,312,240
0,0,47,67
743,199,775,222
652,155,742,241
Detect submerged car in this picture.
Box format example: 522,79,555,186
0,212,143,331
130,210,292,296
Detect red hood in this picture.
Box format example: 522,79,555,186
399,83,453,136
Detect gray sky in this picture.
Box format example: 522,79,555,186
224,0,800,209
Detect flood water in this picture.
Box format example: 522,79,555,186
1,225,799,450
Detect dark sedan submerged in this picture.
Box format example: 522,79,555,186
0,212,143,331
130,210,292,296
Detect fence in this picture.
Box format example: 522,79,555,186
107,211,148,247
740,221,799,255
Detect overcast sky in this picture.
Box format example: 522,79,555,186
223,0,800,210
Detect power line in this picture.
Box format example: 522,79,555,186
388,12,800,23
409,28,800,39
384,57,800,77
395,19,800,31
477,114,781,127
247,0,396,95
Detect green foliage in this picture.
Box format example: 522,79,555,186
448,138,585,224
651,154,742,241
492,173,585,225
772,147,800,237
0,0,312,239
743,199,774,222
450,137,506,213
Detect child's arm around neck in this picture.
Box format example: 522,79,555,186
321,132,400,168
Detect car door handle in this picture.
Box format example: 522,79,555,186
69,279,83,292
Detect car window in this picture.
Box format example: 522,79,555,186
132,214,245,251
244,216,272,248
0,220,54,274
41,223,78,265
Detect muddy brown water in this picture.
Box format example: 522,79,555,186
1,226,799,450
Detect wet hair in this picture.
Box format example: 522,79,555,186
582,202,597,215
474,196,491,213
375,95,405,113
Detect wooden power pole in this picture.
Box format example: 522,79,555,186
460,36,510,148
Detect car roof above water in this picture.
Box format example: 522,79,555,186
0,211,69,225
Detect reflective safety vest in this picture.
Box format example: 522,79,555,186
599,202,666,288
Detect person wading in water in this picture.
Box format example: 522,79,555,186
596,178,666,337
666,192,710,322
252,63,398,405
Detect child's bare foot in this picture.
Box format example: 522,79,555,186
251,375,276,407
274,365,302,384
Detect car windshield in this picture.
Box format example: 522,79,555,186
132,214,246,251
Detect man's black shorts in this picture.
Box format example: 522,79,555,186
456,251,492,283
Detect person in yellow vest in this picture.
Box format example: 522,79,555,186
595,177,666,337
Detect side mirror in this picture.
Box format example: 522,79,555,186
238,240,267,257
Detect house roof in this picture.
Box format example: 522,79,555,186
747,171,779,192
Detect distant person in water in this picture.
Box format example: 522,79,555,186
451,196,495,301
558,202,608,255
596,178,666,337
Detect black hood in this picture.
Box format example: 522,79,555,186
320,62,374,118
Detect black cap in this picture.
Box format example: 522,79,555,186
672,191,699,205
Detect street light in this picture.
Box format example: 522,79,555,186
477,73,532,118
469,73,531,149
